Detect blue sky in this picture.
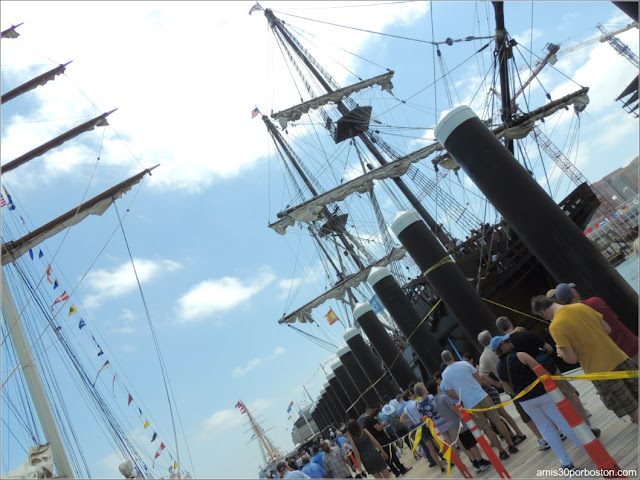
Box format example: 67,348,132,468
1,1,638,478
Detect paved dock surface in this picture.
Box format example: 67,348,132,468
392,368,638,479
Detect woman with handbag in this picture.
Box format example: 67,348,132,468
345,419,391,478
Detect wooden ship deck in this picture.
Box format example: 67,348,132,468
399,368,638,479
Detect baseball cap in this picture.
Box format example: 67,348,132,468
552,283,575,300
490,334,511,351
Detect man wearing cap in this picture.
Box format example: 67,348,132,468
532,295,638,424
277,461,311,479
550,282,638,365
477,329,550,451
495,315,596,433
440,350,519,461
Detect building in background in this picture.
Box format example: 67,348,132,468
291,406,318,445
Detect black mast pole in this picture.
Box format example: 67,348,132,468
264,9,449,245
493,1,515,155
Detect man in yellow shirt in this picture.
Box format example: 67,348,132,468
531,295,638,424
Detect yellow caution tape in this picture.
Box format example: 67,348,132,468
411,425,422,455
463,370,639,412
423,256,454,276
425,417,453,477
344,299,443,414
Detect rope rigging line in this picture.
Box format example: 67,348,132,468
113,200,183,474
0,128,106,353
273,10,494,47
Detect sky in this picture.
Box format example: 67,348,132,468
1,1,638,479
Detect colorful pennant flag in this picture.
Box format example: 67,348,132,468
138,408,143,417
3,186,15,210
68,305,77,316
92,360,111,386
249,2,263,15
251,107,260,119
20,215,25,225
128,394,134,405
235,401,247,414
51,291,69,310
0,194,6,208
38,250,44,258
46,264,54,284
112,373,118,397
97,348,104,357
325,308,339,325
29,249,34,260
174,461,178,470
153,442,166,466
78,318,86,329
144,420,150,429
53,278,59,289
151,432,157,442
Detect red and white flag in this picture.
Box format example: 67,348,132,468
51,291,69,310
249,3,263,15
153,442,166,466
46,264,54,284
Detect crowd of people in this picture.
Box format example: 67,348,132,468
271,281,637,478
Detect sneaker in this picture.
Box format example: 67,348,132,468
499,451,510,461
538,438,551,451
474,464,482,474
508,445,519,454
591,428,601,438
479,459,492,471
561,463,576,473
401,467,412,475
512,434,526,445
559,432,567,441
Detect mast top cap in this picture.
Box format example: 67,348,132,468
336,345,351,357
434,106,478,146
390,211,421,236
367,266,392,286
353,303,373,320
343,328,363,342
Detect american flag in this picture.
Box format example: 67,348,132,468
0,195,6,207
251,107,260,119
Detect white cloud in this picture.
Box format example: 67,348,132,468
0,1,433,195
232,347,286,378
83,258,181,308
109,308,137,335
176,270,275,322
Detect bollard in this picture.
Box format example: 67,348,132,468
458,402,510,478
533,366,626,478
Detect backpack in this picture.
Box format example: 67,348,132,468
388,412,405,432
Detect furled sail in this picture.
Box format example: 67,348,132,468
269,143,443,234
278,247,406,324
432,87,590,170
2,166,157,265
271,72,395,128
4,443,53,479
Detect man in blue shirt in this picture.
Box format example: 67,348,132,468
276,461,310,479
311,445,325,469
301,455,327,478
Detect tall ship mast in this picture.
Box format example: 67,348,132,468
235,401,283,475
249,0,639,428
